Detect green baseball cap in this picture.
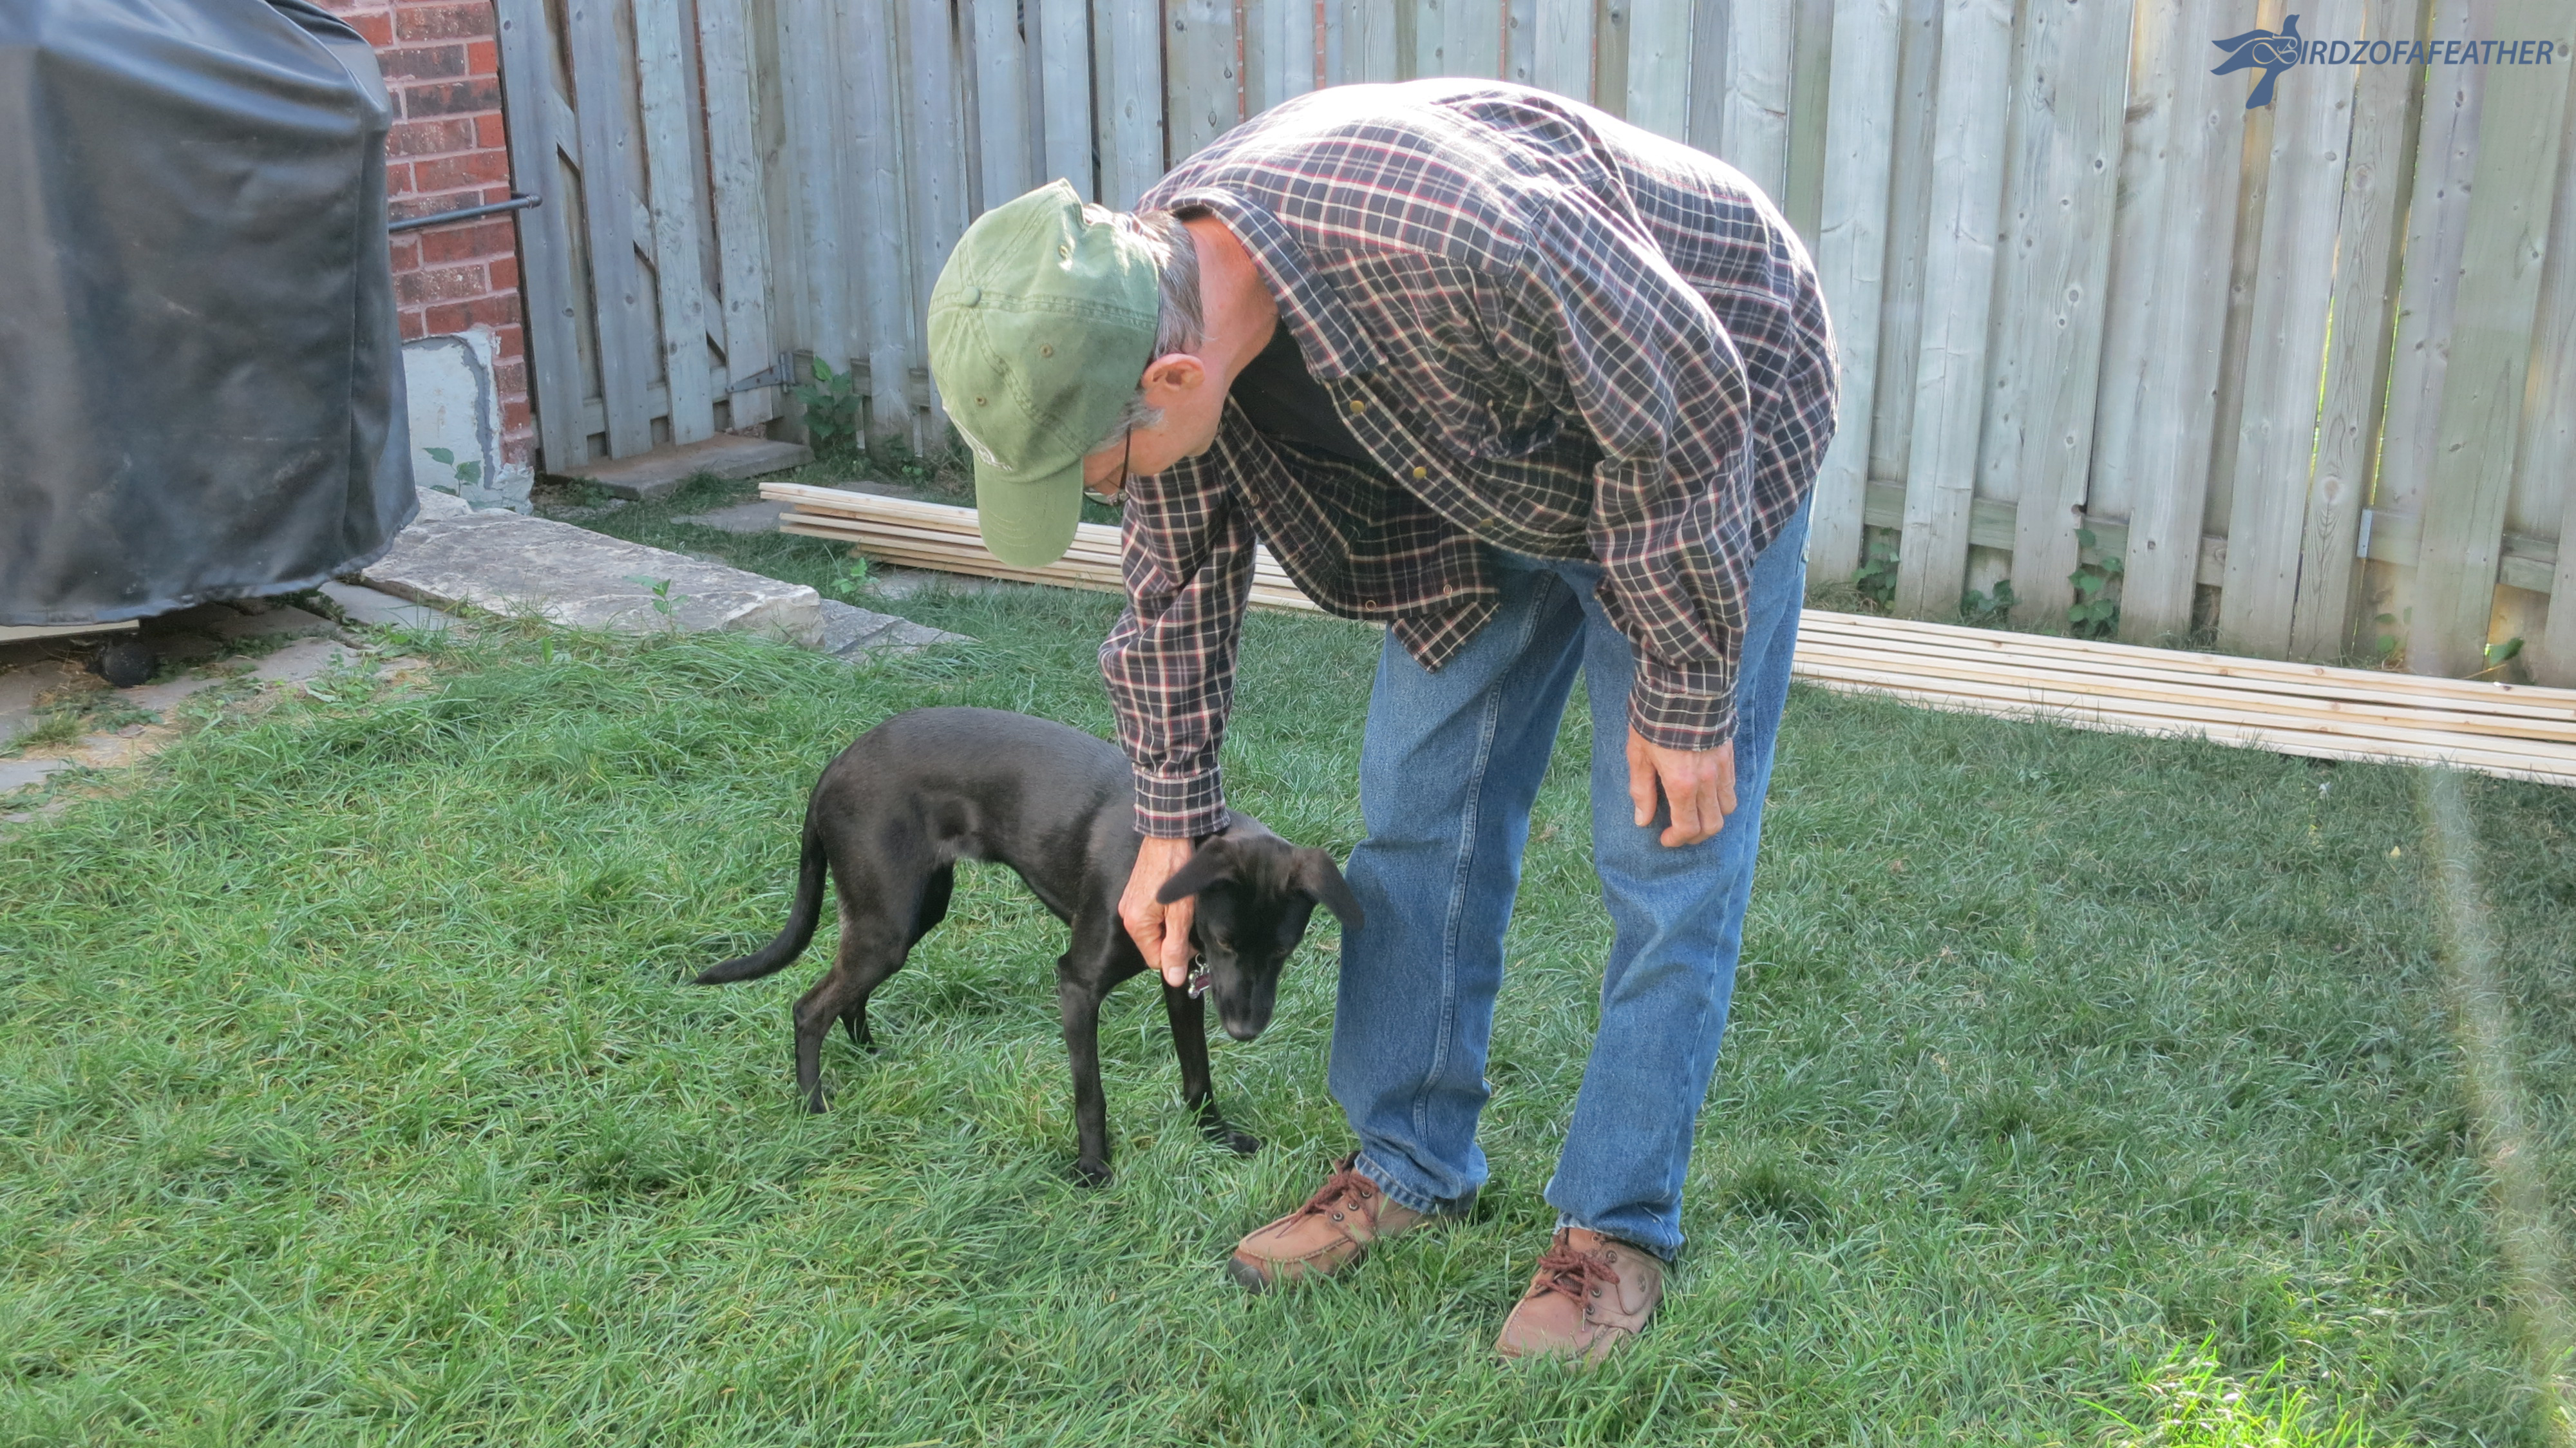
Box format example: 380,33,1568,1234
927,180,1160,567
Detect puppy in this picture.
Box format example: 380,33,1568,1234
695,706,1359,1185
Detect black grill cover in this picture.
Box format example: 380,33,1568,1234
0,0,413,625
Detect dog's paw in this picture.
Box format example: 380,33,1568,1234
1206,1124,1262,1156
1071,1160,1114,1189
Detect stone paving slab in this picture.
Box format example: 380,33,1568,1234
819,600,972,659
554,434,812,500
360,511,825,649
319,580,459,633
674,499,792,534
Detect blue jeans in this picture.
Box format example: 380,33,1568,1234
1328,500,1810,1261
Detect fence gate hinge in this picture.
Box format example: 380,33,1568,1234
728,351,800,394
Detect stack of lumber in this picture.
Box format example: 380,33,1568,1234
1792,613,2576,788
765,483,2576,788
765,482,1320,614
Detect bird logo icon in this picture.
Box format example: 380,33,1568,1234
2212,14,2304,108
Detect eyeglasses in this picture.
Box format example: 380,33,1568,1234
1082,429,1132,509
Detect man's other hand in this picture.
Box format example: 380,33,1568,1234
1121,834,1200,987
1625,729,1738,848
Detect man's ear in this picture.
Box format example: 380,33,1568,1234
1296,848,1364,929
1139,352,1208,409
1154,837,1235,904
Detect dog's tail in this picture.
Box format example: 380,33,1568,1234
694,806,828,984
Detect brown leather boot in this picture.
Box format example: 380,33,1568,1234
1493,1228,1663,1364
1226,1156,1427,1291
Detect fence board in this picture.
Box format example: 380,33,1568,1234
903,0,971,442
2217,0,2362,656
1034,0,1094,197
2374,1,2480,529
970,0,1036,210
840,0,916,436
2411,19,2572,677
1892,0,2012,618
1780,0,1832,242
1624,0,1693,140
493,0,589,466
2100,0,2244,643
1167,0,1239,160
1097,0,1166,203
1991,0,2129,627
2287,0,2421,662
1446,0,1506,78
564,0,654,456
2534,69,2576,687
696,0,775,428
1590,0,1626,119
634,0,716,445
1722,0,1794,198
1805,0,1900,581
1866,0,1941,486
1530,0,1591,99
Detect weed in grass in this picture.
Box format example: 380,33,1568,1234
0,579,2569,1445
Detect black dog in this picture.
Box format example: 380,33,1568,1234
695,707,1360,1185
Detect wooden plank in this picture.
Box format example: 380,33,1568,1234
1167,0,1239,162
1590,0,1626,119
695,0,777,428
971,0,1036,210
1529,0,1591,100
1866,0,1942,486
2535,62,2576,687
1779,0,1833,243
902,0,972,446
2287,0,2422,662
1338,0,1400,84
1252,0,1319,110
2098,0,2246,643
1892,0,2014,620
562,0,654,457
1444,0,1506,79
492,0,590,468
633,0,717,446
2410,12,2572,676
1722,0,1795,199
1685,0,1727,151
1989,0,2131,628
840,0,920,443
2215,0,2363,656
1034,0,1095,198
1804,0,1901,582
2371,1,2480,560
1097,0,1166,204
1507,0,1537,86
1623,0,1693,140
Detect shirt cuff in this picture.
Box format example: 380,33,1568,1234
1133,765,1229,839
1628,660,1737,752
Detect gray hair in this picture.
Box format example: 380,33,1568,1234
1092,208,1204,450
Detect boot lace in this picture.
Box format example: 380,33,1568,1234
1530,1234,1620,1308
1293,1155,1380,1223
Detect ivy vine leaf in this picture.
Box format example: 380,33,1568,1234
2075,527,2098,552
424,447,455,465
2485,637,2524,665
456,461,482,485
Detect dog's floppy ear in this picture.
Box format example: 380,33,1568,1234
1155,837,1236,904
1296,848,1363,929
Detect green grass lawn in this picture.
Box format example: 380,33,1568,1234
4,489,2573,1445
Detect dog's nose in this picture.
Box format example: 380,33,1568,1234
1223,1018,1262,1042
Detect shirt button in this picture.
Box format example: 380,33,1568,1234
1411,465,1428,480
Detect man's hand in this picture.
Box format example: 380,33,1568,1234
1625,729,1738,848
1121,835,1200,987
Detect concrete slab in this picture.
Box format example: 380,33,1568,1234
359,511,825,648
674,499,791,534
319,580,459,633
819,600,972,659
413,486,475,521
0,756,75,794
0,660,87,745
205,604,339,642
867,566,1009,602
553,433,813,500
250,640,364,687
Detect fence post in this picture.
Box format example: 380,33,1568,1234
492,0,589,469
2532,68,2576,687
1805,0,1901,586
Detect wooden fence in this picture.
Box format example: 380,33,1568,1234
491,0,2576,682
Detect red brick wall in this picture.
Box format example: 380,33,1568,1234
321,0,535,470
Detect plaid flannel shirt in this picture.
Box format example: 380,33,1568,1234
1103,81,1837,837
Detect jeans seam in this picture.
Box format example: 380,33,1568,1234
1408,577,1549,1155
